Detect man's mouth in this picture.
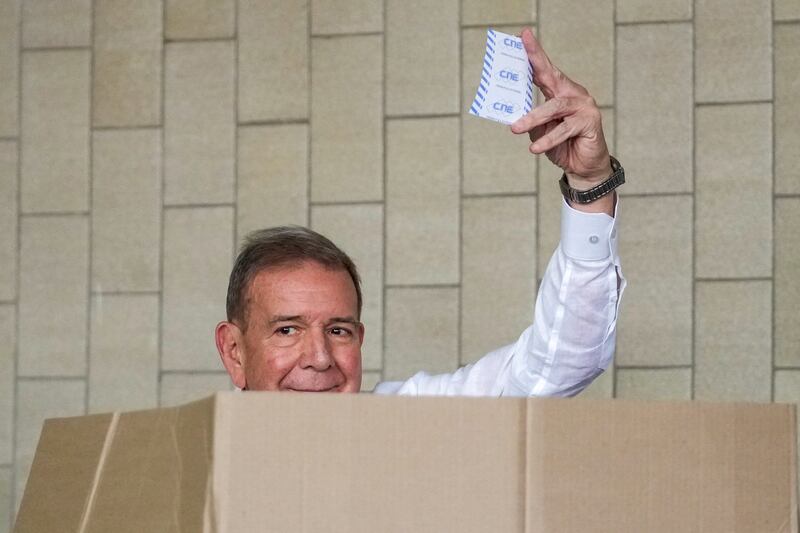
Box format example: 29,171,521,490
284,384,341,393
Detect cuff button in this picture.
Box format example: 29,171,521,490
589,235,599,244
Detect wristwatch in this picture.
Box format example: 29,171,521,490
559,156,625,204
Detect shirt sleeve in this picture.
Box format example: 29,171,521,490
372,197,626,397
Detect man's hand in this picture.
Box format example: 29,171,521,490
510,28,614,215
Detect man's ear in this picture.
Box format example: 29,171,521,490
215,321,247,389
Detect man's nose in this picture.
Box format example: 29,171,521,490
299,329,334,371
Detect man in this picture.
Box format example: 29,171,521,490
215,28,625,396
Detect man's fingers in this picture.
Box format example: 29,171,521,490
521,27,588,99
529,119,574,154
510,97,581,134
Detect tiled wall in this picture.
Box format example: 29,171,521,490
0,0,799,527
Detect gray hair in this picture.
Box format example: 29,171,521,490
226,226,362,329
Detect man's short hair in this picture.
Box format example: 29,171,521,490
227,226,363,328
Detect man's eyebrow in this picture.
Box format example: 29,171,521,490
267,315,305,325
327,317,361,325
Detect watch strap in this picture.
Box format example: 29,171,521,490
559,156,625,204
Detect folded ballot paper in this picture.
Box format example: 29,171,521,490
468,29,534,125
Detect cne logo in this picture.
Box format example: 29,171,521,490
502,37,523,50
492,101,516,114
497,69,521,82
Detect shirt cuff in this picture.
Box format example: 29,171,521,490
560,197,618,261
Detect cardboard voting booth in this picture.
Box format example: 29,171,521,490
13,393,799,532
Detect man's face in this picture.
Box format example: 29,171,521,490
216,261,363,392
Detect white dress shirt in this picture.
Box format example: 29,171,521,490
373,198,625,397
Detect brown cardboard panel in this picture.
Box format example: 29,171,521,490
14,414,113,533
83,397,215,533
526,399,797,533
213,393,525,533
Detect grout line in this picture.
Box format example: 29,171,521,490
0,136,18,141
615,19,694,26
306,0,312,227
774,365,800,370
460,22,535,30
773,18,800,24
233,0,240,252
19,210,90,217
310,199,384,207
91,124,161,132
157,0,167,408
380,0,387,384
770,0,776,404
85,0,96,416
385,112,460,120
16,375,86,382
462,191,537,199
238,118,309,127
163,36,235,44
690,8,696,401
775,193,800,198
21,45,91,52
311,30,383,38
11,0,22,519
90,290,161,296
159,369,231,376
162,202,235,210
695,99,774,107
456,0,463,367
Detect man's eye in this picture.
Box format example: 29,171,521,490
277,326,297,335
329,327,351,336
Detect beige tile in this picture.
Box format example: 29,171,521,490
386,118,460,285
616,0,692,22
22,0,91,48
89,294,159,413
311,0,382,34
311,35,383,203
162,207,233,371
311,204,383,370
617,23,693,195
386,0,459,115
93,0,162,127
0,305,13,464
360,371,382,393
15,379,85,513
160,372,232,407
165,0,234,39
0,465,10,533
0,142,17,301
776,24,800,194
165,42,235,205
92,129,161,293
461,197,537,364
579,365,613,399
384,287,459,381
462,0,535,24
539,0,614,106
237,125,308,242
775,0,800,20
462,27,536,195
538,108,614,275
695,281,772,402
0,0,19,137
616,368,691,401
696,104,772,278
19,216,88,376
695,0,771,102
239,0,308,122
775,369,800,500
616,196,693,366
776,199,800,367
21,50,90,214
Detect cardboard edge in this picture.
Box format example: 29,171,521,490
789,403,799,533
75,412,120,533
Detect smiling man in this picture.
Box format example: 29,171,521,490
215,28,625,397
